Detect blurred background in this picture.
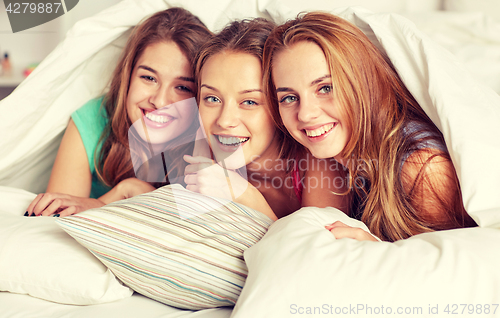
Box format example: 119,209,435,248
0,0,121,99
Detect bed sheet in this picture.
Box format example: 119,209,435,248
0,292,232,318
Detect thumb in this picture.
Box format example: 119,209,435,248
183,154,214,164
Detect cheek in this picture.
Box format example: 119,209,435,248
278,109,296,133
125,93,135,122
179,105,198,123
199,108,215,132
257,114,277,142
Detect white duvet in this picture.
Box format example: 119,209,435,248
0,0,500,317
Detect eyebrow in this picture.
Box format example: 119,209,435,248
239,88,262,94
311,75,331,86
137,65,194,82
276,74,331,92
200,84,219,93
200,84,262,94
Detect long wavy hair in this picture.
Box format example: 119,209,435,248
263,12,474,241
95,8,211,188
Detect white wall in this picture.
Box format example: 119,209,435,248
0,0,122,85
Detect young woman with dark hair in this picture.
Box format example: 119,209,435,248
27,8,212,217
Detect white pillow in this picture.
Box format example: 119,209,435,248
232,207,500,317
0,186,37,216
0,214,133,305
57,184,273,310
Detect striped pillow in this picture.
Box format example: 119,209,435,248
56,184,273,310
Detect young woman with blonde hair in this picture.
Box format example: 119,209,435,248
263,12,477,241
183,18,347,220
27,8,211,217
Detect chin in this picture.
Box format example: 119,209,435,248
309,148,336,160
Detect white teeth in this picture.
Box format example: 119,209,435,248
305,123,334,137
217,135,249,146
145,111,172,124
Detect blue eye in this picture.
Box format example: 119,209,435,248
279,95,298,104
319,85,332,94
242,100,257,106
204,96,221,103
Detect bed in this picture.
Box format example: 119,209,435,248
1,0,500,317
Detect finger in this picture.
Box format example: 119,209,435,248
325,221,348,230
184,173,198,186
39,198,65,217
32,194,59,216
185,184,199,193
329,226,377,241
184,163,204,175
183,155,214,164
57,205,77,217
184,162,215,175
27,193,45,216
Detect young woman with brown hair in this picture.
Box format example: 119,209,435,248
263,12,477,241
26,8,212,217
183,18,347,220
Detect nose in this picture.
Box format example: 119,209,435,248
149,85,171,110
297,94,321,123
216,102,239,129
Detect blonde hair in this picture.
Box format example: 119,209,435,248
263,12,474,241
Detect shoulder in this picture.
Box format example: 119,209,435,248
71,96,107,125
69,96,109,169
401,148,455,193
401,148,460,221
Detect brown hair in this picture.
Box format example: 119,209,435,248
194,18,275,93
95,7,211,188
263,12,475,241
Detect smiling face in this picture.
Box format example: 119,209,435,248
272,41,350,161
126,41,198,148
199,51,278,170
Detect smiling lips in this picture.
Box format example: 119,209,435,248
141,109,175,128
145,111,173,123
216,135,249,146
304,123,335,138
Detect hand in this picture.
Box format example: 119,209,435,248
26,193,105,217
325,221,379,241
100,178,156,204
183,155,248,201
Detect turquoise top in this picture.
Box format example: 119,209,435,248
71,96,112,198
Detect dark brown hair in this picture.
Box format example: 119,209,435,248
95,7,211,187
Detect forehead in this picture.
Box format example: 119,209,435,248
273,41,329,85
201,52,263,88
136,41,191,73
